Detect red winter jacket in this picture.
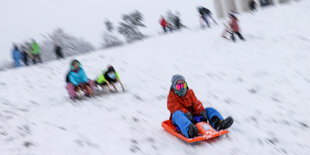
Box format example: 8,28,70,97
167,88,205,119
230,18,240,32
160,18,168,27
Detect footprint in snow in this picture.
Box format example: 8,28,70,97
248,88,257,94
129,139,140,153
0,98,10,105
23,141,34,148
132,94,143,101
0,82,7,87
132,117,140,123
271,97,281,103
298,122,309,129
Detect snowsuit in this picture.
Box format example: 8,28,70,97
198,7,217,27
160,18,170,33
66,68,95,98
167,88,224,138
22,50,29,66
12,49,22,67
95,70,120,86
55,45,64,59
230,17,245,41
31,42,42,64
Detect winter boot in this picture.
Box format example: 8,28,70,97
212,116,234,131
188,124,198,138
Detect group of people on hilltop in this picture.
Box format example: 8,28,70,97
12,41,64,68
12,6,247,68
159,6,245,42
12,40,42,67
65,59,125,100
159,13,183,33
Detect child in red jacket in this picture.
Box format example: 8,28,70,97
160,17,171,33
167,75,233,138
229,14,245,42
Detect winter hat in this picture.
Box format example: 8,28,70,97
107,65,115,71
70,59,81,70
71,59,80,66
171,74,185,86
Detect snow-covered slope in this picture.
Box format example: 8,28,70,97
1,1,310,154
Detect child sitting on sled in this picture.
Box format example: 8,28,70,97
95,65,125,93
66,59,95,100
167,75,234,138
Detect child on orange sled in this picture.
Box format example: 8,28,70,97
167,75,233,138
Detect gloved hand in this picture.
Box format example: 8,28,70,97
186,112,194,122
80,82,90,88
200,111,208,122
75,86,82,92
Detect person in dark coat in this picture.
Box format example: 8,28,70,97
249,0,257,11
54,43,64,59
174,15,181,30
21,46,29,66
197,6,217,28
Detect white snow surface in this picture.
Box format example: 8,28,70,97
1,1,310,155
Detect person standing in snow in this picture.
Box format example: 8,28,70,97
54,43,64,59
173,12,184,30
66,59,96,100
167,75,233,138
21,46,29,66
229,13,245,42
160,16,171,33
174,15,181,30
12,44,22,68
197,6,217,28
30,40,42,64
249,0,257,11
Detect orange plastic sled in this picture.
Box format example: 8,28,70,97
162,120,229,143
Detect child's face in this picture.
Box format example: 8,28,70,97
72,62,79,70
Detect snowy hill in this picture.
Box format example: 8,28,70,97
0,0,213,63
1,1,310,154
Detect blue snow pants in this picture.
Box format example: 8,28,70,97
172,107,224,138
14,59,21,67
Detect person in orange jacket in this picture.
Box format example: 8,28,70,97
229,13,245,42
167,75,233,138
